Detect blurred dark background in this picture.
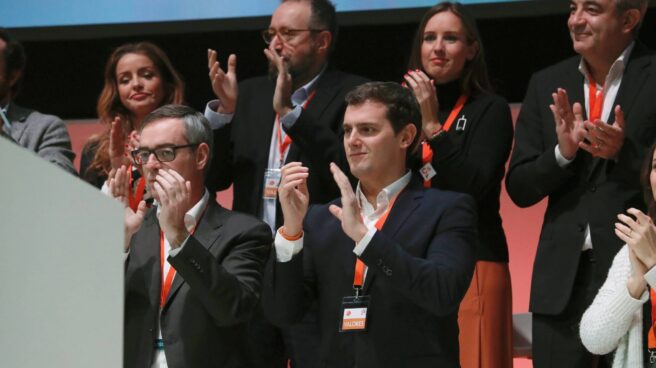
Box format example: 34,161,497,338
9,2,656,119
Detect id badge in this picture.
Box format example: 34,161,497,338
339,295,370,332
263,168,281,199
419,162,436,181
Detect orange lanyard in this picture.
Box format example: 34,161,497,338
422,95,468,188
275,90,317,165
648,288,656,349
588,74,604,122
352,193,401,289
159,204,207,307
127,165,146,211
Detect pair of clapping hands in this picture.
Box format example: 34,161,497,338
616,208,656,298
207,48,295,117
279,162,369,243
550,89,626,161
108,164,192,252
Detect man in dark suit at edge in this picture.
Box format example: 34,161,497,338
263,82,477,368
203,0,366,366
505,0,654,366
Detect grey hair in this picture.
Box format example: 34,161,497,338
141,104,213,172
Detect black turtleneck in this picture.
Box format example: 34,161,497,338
423,82,514,262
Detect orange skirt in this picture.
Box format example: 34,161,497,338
458,261,513,368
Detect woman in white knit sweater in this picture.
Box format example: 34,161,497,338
580,143,656,367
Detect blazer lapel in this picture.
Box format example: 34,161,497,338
611,43,652,125
6,103,30,143
162,201,225,309
588,43,652,180
362,180,422,293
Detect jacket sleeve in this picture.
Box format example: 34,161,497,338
37,115,77,175
505,73,577,208
168,220,272,326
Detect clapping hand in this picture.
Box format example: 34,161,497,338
208,49,238,114
108,165,147,251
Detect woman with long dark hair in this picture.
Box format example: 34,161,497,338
403,2,514,367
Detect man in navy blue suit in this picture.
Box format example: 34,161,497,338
263,82,477,368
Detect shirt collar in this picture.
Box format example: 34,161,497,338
578,41,634,83
156,188,210,233
290,65,326,107
355,171,412,218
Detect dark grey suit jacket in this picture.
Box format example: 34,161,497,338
506,42,656,315
5,102,76,174
124,199,272,368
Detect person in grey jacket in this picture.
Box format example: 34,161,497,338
0,28,75,175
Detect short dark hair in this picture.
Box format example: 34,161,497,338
345,82,421,154
408,2,491,95
0,28,26,97
615,0,648,37
141,104,214,172
283,0,338,54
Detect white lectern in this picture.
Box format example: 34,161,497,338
0,137,123,367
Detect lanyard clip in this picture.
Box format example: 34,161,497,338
650,349,656,364
353,286,361,299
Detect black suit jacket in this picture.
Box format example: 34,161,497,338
505,43,656,315
124,199,272,368
424,88,513,262
263,178,477,368
207,69,367,225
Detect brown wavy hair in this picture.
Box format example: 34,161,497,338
84,42,185,179
407,1,491,95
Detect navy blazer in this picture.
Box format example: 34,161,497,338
263,178,477,368
124,200,272,368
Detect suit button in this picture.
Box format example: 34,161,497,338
386,269,392,276
590,185,597,193
377,259,383,266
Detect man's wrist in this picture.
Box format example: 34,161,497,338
166,229,190,249
280,226,303,241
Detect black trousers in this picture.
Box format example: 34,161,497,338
532,250,612,368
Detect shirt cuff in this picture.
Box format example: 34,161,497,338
353,228,377,257
274,228,304,262
645,265,656,288
204,100,234,129
101,180,110,196
168,234,192,258
554,145,575,167
280,105,303,130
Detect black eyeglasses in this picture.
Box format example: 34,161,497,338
261,28,326,44
131,143,198,165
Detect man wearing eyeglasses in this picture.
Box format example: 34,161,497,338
203,0,366,367
114,104,272,368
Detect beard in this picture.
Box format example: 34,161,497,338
267,51,317,89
